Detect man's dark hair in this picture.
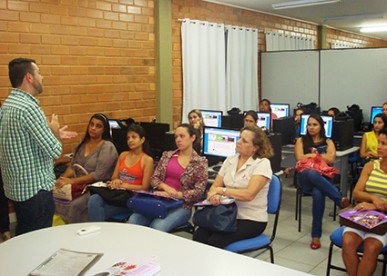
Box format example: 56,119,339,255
8,58,36,88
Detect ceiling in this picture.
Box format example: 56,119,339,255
203,0,387,40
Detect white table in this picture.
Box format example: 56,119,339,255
281,145,359,196
0,222,310,275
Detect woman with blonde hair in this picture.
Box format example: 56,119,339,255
193,126,274,248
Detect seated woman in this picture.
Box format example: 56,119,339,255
188,109,204,153
295,113,349,250
327,107,340,120
55,113,118,223
243,110,258,127
342,128,387,276
128,123,208,232
193,126,274,248
360,113,387,160
259,99,277,128
382,102,387,117
88,124,154,221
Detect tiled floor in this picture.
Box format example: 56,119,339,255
177,174,385,276
1,174,385,275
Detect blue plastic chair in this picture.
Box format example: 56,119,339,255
224,175,282,263
326,226,387,276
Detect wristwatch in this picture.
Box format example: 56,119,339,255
222,187,227,195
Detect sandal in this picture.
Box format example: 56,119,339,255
310,240,321,250
341,197,350,209
1,231,11,241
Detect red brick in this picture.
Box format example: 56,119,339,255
20,34,41,44
0,10,19,21
20,12,40,23
8,1,29,11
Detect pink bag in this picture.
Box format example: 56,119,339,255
295,154,339,178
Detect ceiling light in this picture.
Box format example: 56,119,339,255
272,0,340,10
323,13,384,22
360,26,387,33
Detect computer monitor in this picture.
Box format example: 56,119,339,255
270,103,290,118
257,112,271,130
108,119,121,129
299,114,333,139
200,110,223,127
139,122,170,159
203,127,240,161
370,106,383,124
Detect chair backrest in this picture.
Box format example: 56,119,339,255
267,175,281,214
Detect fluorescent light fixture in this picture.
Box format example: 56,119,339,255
323,13,384,22
272,0,340,10
360,26,387,33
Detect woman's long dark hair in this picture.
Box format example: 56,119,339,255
74,113,112,156
373,113,387,131
302,113,326,152
127,124,152,157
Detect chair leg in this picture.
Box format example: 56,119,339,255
269,246,274,264
383,254,387,276
295,188,299,221
326,242,334,276
333,203,337,221
298,192,302,232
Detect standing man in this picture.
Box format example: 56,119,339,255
0,58,76,235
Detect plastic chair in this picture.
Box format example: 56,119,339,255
223,175,282,263
326,226,387,276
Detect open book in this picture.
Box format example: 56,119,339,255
29,248,103,276
134,190,180,201
95,256,160,276
339,209,387,234
194,196,235,206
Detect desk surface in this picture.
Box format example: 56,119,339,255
0,222,310,276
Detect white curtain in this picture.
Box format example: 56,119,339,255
181,19,227,121
226,26,258,111
265,32,314,51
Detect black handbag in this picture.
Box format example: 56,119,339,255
88,186,133,207
193,203,238,232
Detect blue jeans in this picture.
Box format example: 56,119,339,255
12,190,55,236
128,207,192,232
88,194,132,222
297,169,342,238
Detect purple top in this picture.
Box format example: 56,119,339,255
164,155,184,191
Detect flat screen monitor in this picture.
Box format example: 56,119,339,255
299,114,333,139
270,103,290,118
108,119,121,129
257,112,271,130
203,127,240,159
201,110,223,127
370,106,383,124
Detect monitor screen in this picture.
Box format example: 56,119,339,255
203,127,240,159
270,103,290,118
108,119,121,129
370,106,383,124
299,114,333,139
257,112,271,129
201,110,223,127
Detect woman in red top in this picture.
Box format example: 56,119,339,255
88,124,154,221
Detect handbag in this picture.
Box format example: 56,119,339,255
193,202,238,232
53,164,88,201
295,153,339,179
89,186,133,207
127,193,183,219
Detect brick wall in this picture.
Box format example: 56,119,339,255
0,0,156,153
171,0,387,128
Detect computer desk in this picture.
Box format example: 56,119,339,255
0,222,311,276
281,144,359,197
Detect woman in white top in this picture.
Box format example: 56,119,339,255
193,126,274,248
